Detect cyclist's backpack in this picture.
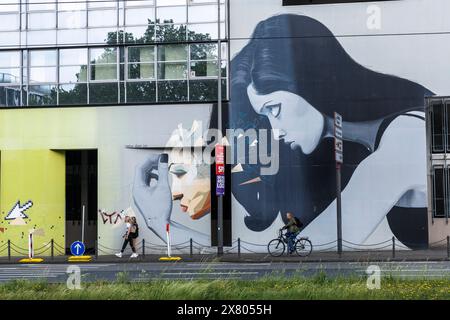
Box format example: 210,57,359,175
294,217,303,229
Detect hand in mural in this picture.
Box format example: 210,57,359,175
132,153,172,242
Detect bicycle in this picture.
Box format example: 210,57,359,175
267,229,313,257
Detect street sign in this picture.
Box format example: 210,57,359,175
334,112,343,164
216,175,225,196
215,144,225,196
70,241,85,256
216,163,225,175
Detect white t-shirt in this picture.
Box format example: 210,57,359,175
126,222,131,228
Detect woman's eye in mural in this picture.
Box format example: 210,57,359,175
264,102,282,118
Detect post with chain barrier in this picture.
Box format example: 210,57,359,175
392,236,396,259
51,239,54,260
190,238,193,258
447,236,449,260
238,238,241,258
7,240,11,261
142,239,145,257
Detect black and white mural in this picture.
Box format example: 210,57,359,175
228,5,441,249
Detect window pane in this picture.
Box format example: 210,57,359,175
161,0,186,5
190,43,217,60
433,167,445,217
89,83,118,104
88,28,116,44
30,50,57,67
158,62,187,80
125,8,155,26
88,0,117,9
27,30,57,46
28,85,57,106
188,4,219,23
189,0,225,3
58,11,87,29
155,24,186,42
157,6,186,24
0,14,20,31
432,103,444,153
190,61,217,77
126,0,155,7
58,0,87,11
0,68,21,84
30,67,57,83
89,10,117,27
158,44,187,61
90,48,117,64
128,46,155,63
128,63,154,79
189,79,217,101
0,0,19,12
90,64,117,81
60,66,88,83
447,103,450,153
59,83,87,105
123,25,156,44
57,29,87,45
29,0,56,11
28,12,56,29
126,81,156,103
60,48,88,65
188,23,217,40
0,86,21,107
157,80,187,102
0,51,21,68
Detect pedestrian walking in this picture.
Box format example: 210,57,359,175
115,216,139,258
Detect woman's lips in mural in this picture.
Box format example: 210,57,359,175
180,204,188,212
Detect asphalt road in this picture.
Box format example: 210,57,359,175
0,261,450,283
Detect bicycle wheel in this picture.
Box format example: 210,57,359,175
295,238,313,257
268,239,285,257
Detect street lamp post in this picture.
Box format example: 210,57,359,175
217,0,224,256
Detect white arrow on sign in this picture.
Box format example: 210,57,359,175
74,243,83,255
5,200,33,220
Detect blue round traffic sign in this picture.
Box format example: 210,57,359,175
70,241,85,256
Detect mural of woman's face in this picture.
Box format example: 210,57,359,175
247,84,324,155
169,161,211,220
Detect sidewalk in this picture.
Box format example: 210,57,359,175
0,249,449,264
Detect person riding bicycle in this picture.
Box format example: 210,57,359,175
281,212,303,254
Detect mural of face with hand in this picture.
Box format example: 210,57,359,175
247,84,324,155
165,123,211,220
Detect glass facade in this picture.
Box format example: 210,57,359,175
0,0,228,107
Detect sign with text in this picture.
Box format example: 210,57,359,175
215,145,225,196
334,112,343,164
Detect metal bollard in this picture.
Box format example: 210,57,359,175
7,240,11,261
447,236,449,260
51,239,54,260
142,239,145,257
190,238,193,258
392,236,396,259
238,238,241,258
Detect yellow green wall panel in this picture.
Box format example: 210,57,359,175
0,150,65,257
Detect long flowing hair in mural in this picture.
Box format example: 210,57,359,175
229,14,433,248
